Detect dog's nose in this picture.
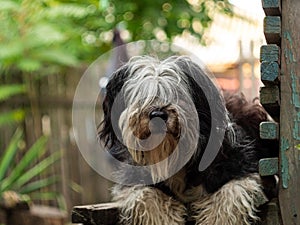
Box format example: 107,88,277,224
149,110,168,121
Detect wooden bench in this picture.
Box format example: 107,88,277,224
72,198,280,225
0,202,66,225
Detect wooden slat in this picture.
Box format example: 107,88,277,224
6,205,66,225
261,61,280,84
279,0,300,224
255,190,269,207
72,202,120,225
264,16,281,45
259,158,279,176
260,45,280,63
260,86,280,105
258,198,283,225
260,121,279,140
262,0,282,16
260,86,280,119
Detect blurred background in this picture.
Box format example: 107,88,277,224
0,0,266,224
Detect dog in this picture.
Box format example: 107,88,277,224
99,55,272,225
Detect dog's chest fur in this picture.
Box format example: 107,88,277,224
164,169,207,203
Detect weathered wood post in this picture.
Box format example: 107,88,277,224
260,0,300,224
279,0,300,224
259,2,283,225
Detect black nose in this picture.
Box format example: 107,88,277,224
149,110,168,121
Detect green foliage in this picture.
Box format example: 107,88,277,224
0,0,233,74
0,129,23,182
0,84,26,102
0,129,61,204
0,84,26,126
101,0,233,42
0,83,62,208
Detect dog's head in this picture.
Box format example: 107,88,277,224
99,56,229,183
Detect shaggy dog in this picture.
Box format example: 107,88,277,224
99,55,271,225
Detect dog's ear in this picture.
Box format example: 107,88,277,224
99,64,129,147
174,57,228,137
174,57,229,171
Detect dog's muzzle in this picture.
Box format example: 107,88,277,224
122,104,181,165
148,109,168,134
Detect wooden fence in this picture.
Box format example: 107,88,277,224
0,68,113,218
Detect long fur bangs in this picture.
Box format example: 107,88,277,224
121,56,192,108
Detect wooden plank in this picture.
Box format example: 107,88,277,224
279,0,300,224
71,198,270,225
261,61,280,84
260,45,280,63
264,16,281,45
258,198,283,225
260,121,279,140
259,158,279,176
255,189,269,207
72,202,120,225
260,86,280,119
262,0,282,16
260,86,280,105
7,205,66,225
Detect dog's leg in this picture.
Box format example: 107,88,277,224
191,174,265,225
112,185,186,225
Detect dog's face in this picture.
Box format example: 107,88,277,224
116,57,200,182
100,56,228,183
120,101,181,165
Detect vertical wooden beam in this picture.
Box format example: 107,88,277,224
279,0,300,224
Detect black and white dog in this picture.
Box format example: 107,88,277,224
99,55,272,225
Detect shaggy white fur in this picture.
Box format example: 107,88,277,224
191,174,265,225
118,56,200,183
112,185,187,225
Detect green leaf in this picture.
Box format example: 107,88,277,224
0,128,23,181
46,4,92,19
33,49,79,66
56,193,67,211
26,23,66,46
13,151,60,188
0,136,48,191
69,181,83,193
99,0,109,11
19,176,59,194
0,109,26,126
0,42,23,60
0,0,20,11
29,192,59,200
17,58,42,72
0,84,26,101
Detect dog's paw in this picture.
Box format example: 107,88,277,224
191,174,263,225
115,186,186,225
